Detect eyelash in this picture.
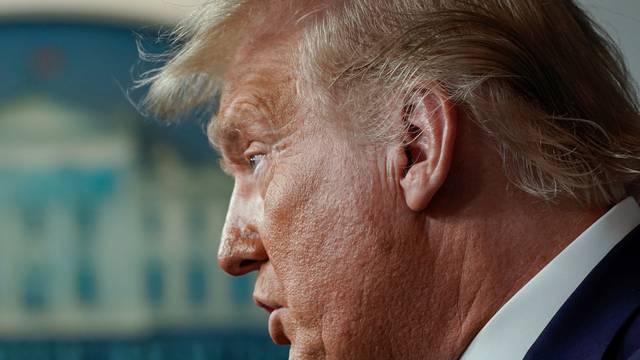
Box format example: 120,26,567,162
248,153,265,171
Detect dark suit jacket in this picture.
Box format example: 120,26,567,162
524,225,640,359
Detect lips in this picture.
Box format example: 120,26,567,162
253,297,291,345
255,298,279,313
268,307,291,345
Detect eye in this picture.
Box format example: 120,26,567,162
248,153,265,170
244,142,268,172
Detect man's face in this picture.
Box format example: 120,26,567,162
213,32,436,359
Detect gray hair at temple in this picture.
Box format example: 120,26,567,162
140,0,640,207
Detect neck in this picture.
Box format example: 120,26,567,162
449,197,603,357
400,119,608,359
418,172,606,358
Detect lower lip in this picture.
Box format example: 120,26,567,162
268,308,291,345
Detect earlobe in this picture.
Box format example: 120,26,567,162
399,89,457,212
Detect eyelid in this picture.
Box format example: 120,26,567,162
243,141,268,158
243,141,269,171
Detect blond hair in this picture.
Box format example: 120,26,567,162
141,0,640,207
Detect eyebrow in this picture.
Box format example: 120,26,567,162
204,112,241,175
207,112,242,151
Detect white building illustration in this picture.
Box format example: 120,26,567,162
0,95,265,339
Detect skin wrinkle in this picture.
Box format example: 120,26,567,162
458,272,490,350
458,239,486,337
454,233,470,344
144,0,640,203
207,3,610,359
212,88,291,159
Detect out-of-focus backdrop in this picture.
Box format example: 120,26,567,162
0,1,285,359
0,1,637,359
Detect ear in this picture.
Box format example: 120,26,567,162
399,88,457,212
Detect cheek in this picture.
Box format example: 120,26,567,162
257,131,441,357
262,148,336,289
261,137,404,327
257,157,275,198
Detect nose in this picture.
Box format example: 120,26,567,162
218,224,268,276
218,183,268,276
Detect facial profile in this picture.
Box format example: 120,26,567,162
143,1,640,359
211,18,464,357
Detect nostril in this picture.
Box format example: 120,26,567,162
218,226,268,275
219,256,265,276
239,259,259,270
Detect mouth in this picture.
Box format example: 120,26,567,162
255,299,279,314
268,307,291,345
254,298,291,345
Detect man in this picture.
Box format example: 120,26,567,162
141,1,640,358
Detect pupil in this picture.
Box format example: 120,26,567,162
250,154,263,168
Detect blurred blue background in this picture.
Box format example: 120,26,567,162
0,1,638,360
0,16,286,360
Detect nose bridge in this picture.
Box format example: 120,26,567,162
218,184,267,276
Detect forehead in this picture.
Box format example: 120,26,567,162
210,30,299,148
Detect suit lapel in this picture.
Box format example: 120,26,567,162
524,225,640,360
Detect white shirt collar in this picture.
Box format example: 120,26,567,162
460,196,640,360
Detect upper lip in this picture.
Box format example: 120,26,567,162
253,295,283,314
